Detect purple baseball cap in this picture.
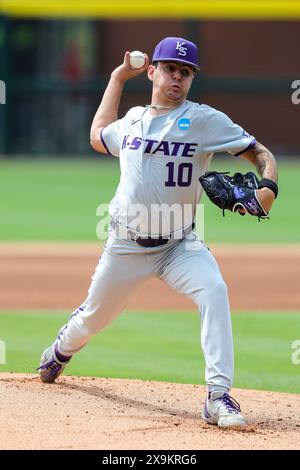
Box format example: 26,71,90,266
152,37,200,69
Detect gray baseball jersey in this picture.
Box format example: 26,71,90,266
101,100,255,236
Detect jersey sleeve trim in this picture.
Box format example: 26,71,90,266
234,138,257,157
100,128,113,156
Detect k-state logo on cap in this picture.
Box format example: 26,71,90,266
178,118,190,130
176,41,187,57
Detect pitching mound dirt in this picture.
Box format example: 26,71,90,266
1,373,299,450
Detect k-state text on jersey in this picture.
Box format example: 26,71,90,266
121,135,198,157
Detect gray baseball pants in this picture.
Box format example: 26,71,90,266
56,232,234,392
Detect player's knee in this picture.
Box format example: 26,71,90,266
192,279,228,310
211,279,228,299
201,279,229,304
217,279,228,295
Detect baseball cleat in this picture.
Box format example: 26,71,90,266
37,344,72,383
202,392,247,428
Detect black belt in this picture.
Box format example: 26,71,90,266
110,219,195,247
135,237,169,247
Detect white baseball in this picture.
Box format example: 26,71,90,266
129,51,145,69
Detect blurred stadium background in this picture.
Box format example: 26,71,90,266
1,0,300,156
0,1,300,393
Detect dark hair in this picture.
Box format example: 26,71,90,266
152,61,196,75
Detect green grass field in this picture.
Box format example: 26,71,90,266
1,157,299,243
0,310,299,394
1,158,299,395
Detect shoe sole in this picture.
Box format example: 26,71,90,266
202,413,247,428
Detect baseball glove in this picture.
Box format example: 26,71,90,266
199,171,269,219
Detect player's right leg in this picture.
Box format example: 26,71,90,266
38,239,151,382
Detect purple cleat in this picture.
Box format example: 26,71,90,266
37,344,72,383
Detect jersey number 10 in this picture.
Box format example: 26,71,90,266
165,162,193,187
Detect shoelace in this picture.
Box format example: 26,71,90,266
214,393,241,414
37,359,62,378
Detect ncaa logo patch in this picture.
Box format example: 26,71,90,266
178,118,190,131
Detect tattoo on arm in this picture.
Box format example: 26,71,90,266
250,143,278,182
257,157,267,175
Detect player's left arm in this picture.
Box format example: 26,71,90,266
239,141,278,212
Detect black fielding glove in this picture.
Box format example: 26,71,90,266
199,171,269,219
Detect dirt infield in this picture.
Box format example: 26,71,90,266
1,373,299,450
0,243,299,311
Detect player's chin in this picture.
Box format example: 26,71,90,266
166,90,184,101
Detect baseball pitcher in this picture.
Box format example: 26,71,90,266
38,37,278,428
